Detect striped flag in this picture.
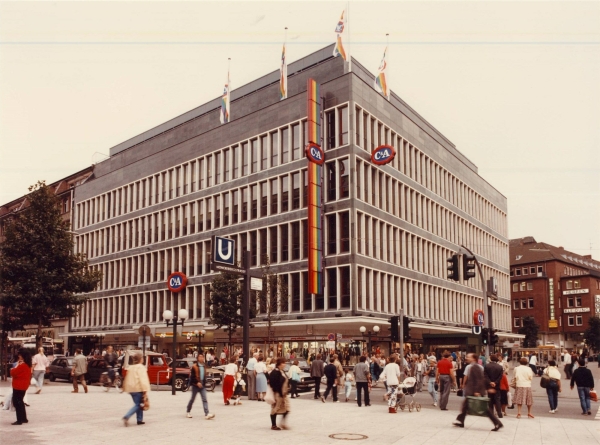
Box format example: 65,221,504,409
219,70,230,124
374,47,389,100
333,10,348,61
279,43,287,100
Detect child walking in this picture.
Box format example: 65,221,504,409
344,370,354,402
232,372,246,406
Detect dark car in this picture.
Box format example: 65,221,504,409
87,358,120,383
46,357,77,382
175,358,223,385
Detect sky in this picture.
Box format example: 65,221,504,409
1,0,599,258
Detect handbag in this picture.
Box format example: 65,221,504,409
466,396,490,416
30,377,37,385
141,393,150,411
434,382,439,392
510,377,517,389
457,389,464,397
264,386,275,404
540,374,550,389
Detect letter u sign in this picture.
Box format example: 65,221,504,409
214,236,235,265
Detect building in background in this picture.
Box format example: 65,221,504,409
510,236,600,351
0,167,94,350
65,44,511,357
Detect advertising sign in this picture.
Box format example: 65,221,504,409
213,236,235,265
371,144,396,165
167,272,187,293
473,309,485,326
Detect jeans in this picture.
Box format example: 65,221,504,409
356,382,370,406
577,387,591,413
33,370,45,389
428,378,438,403
124,392,144,422
187,385,209,415
546,380,559,410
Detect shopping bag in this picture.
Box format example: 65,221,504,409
264,386,275,404
30,377,37,385
466,396,490,416
590,390,598,402
507,391,514,408
141,393,150,411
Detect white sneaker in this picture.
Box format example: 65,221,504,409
433,403,437,407
205,413,215,420
186,412,192,418
554,409,557,413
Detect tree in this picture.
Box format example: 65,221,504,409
255,255,289,353
518,316,540,348
0,181,102,348
209,270,242,357
583,316,600,353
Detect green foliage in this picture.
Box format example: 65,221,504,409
583,316,600,353
208,270,242,339
0,181,102,346
255,255,289,347
518,316,540,348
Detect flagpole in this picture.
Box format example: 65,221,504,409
228,57,231,121
347,1,352,73
386,33,389,99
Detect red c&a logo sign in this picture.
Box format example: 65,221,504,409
371,145,396,166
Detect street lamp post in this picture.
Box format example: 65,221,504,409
99,333,105,354
359,325,380,354
163,308,188,395
194,329,206,355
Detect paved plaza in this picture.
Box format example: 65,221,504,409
1,366,599,445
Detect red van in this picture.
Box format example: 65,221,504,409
121,350,190,391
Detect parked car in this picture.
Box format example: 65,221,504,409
121,350,190,391
46,357,82,383
174,358,223,385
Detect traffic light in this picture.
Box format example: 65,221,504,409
490,330,499,346
403,315,412,342
481,327,489,345
463,254,476,280
447,254,459,281
389,316,400,342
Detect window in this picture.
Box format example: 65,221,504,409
527,282,533,291
327,214,337,255
214,197,220,228
291,222,300,261
281,127,289,164
260,135,268,170
241,142,248,176
510,269,514,277
271,179,278,214
537,266,543,274
574,280,581,289
338,106,348,145
291,273,300,311
521,299,527,309
514,318,521,327
576,315,583,326
575,297,582,307
270,227,278,262
339,158,349,199
566,280,573,290
251,184,258,219
522,267,528,275
340,211,350,253
567,316,574,326
241,187,248,222
224,149,230,182
232,190,239,224
281,224,289,261
512,283,518,292
327,268,337,309
215,152,221,185
206,157,212,188
205,198,212,230
340,266,350,308
567,297,574,307
513,300,520,310
326,110,336,149
260,182,268,217
515,269,521,276
530,267,536,274
223,192,229,226
270,132,279,167
281,176,289,212
292,124,301,160
250,231,257,266
292,172,300,210
520,282,526,291
327,161,336,201
303,272,311,312
528,298,534,308
232,145,239,179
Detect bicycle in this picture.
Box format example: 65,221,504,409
100,367,123,393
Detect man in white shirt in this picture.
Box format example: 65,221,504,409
564,351,572,378
529,354,538,375
32,347,49,394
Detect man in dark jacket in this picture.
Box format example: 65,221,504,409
570,359,595,415
484,354,504,418
186,354,215,419
321,357,339,403
454,353,502,431
310,353,325,399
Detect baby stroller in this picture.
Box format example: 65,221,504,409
396,376,421,412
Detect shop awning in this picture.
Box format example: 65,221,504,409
59,329,134,337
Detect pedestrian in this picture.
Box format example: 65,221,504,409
500,371,510,416
529,353,538,376
71,348,88,394
310,353,325,400
10,348,32,425
484,354,504,419
381,355,401,413
353,356,371,407
333,354,345,385
232,372,246,406
185,353,215,419
543,359,562,414
246,352,258,400
426,358,438,406
287,360,302,398
121,352,150,426
435,351,456,410
222,356,238,405
269,358,290,430
570,358,594,415
254,354,268,402
513,357,535,419
343,370,354,402
453,353,503,431
321,357,339,402
564,351,572,379
31,347,49,394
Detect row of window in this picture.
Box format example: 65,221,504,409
355,158,506,267
511,265,543,277
512,296,584,310
87,214,351,292
513,315,584,328
77,163,350,260
76,104,350,230
354,104,506,236
512,282,534,292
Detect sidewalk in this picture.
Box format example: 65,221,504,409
1,380,598,445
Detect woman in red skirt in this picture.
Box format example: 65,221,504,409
222,356,238,405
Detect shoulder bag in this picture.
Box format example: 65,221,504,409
466,396,490,416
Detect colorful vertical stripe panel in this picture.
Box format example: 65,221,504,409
308,161,323,295
307,79,320,144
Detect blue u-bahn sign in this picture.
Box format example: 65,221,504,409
214,236,235,265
